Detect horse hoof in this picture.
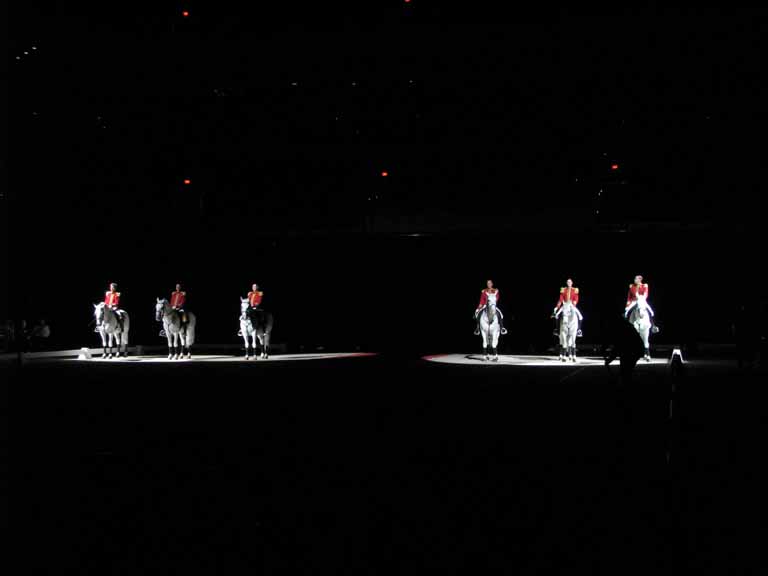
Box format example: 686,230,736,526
186,354,191,359
492,356,498,362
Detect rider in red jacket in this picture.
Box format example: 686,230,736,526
474,279,508,335
102,282,125,331
170,283,188,325
625,275,658,332
553,278,583,337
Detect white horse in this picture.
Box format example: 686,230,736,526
626,294,654,361
476,300,501,361
94,303,130,358
239,298,273,359
556,301,582,362
155,299,196,360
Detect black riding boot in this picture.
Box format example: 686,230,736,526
474,312,481,335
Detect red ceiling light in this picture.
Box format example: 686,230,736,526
182,10,190,17
381,171,389,177
611,164,619,170
183,179,191,185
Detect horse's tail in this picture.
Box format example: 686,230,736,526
185,313,196,346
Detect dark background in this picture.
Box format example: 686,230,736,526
7,3,766,348
7,5,768,575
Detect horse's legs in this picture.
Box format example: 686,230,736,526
179,327,189,359
642,327,651,360
99,329,107,358
166,328,174,359
242,332,250,359
182,327,191,358
643,329,651,360
261,332,270,358
558,332,565,360
120,325,128,356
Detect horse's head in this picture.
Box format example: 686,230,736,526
155,298,168,321
240,297,250,318
635,294,648,317
561,301,576,320
94,302,105,325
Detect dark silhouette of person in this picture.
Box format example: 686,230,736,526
603,313,645,383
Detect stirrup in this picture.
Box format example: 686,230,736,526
577,329,583,337
473,328,480,335
501,328,508,335
159,330,166,337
